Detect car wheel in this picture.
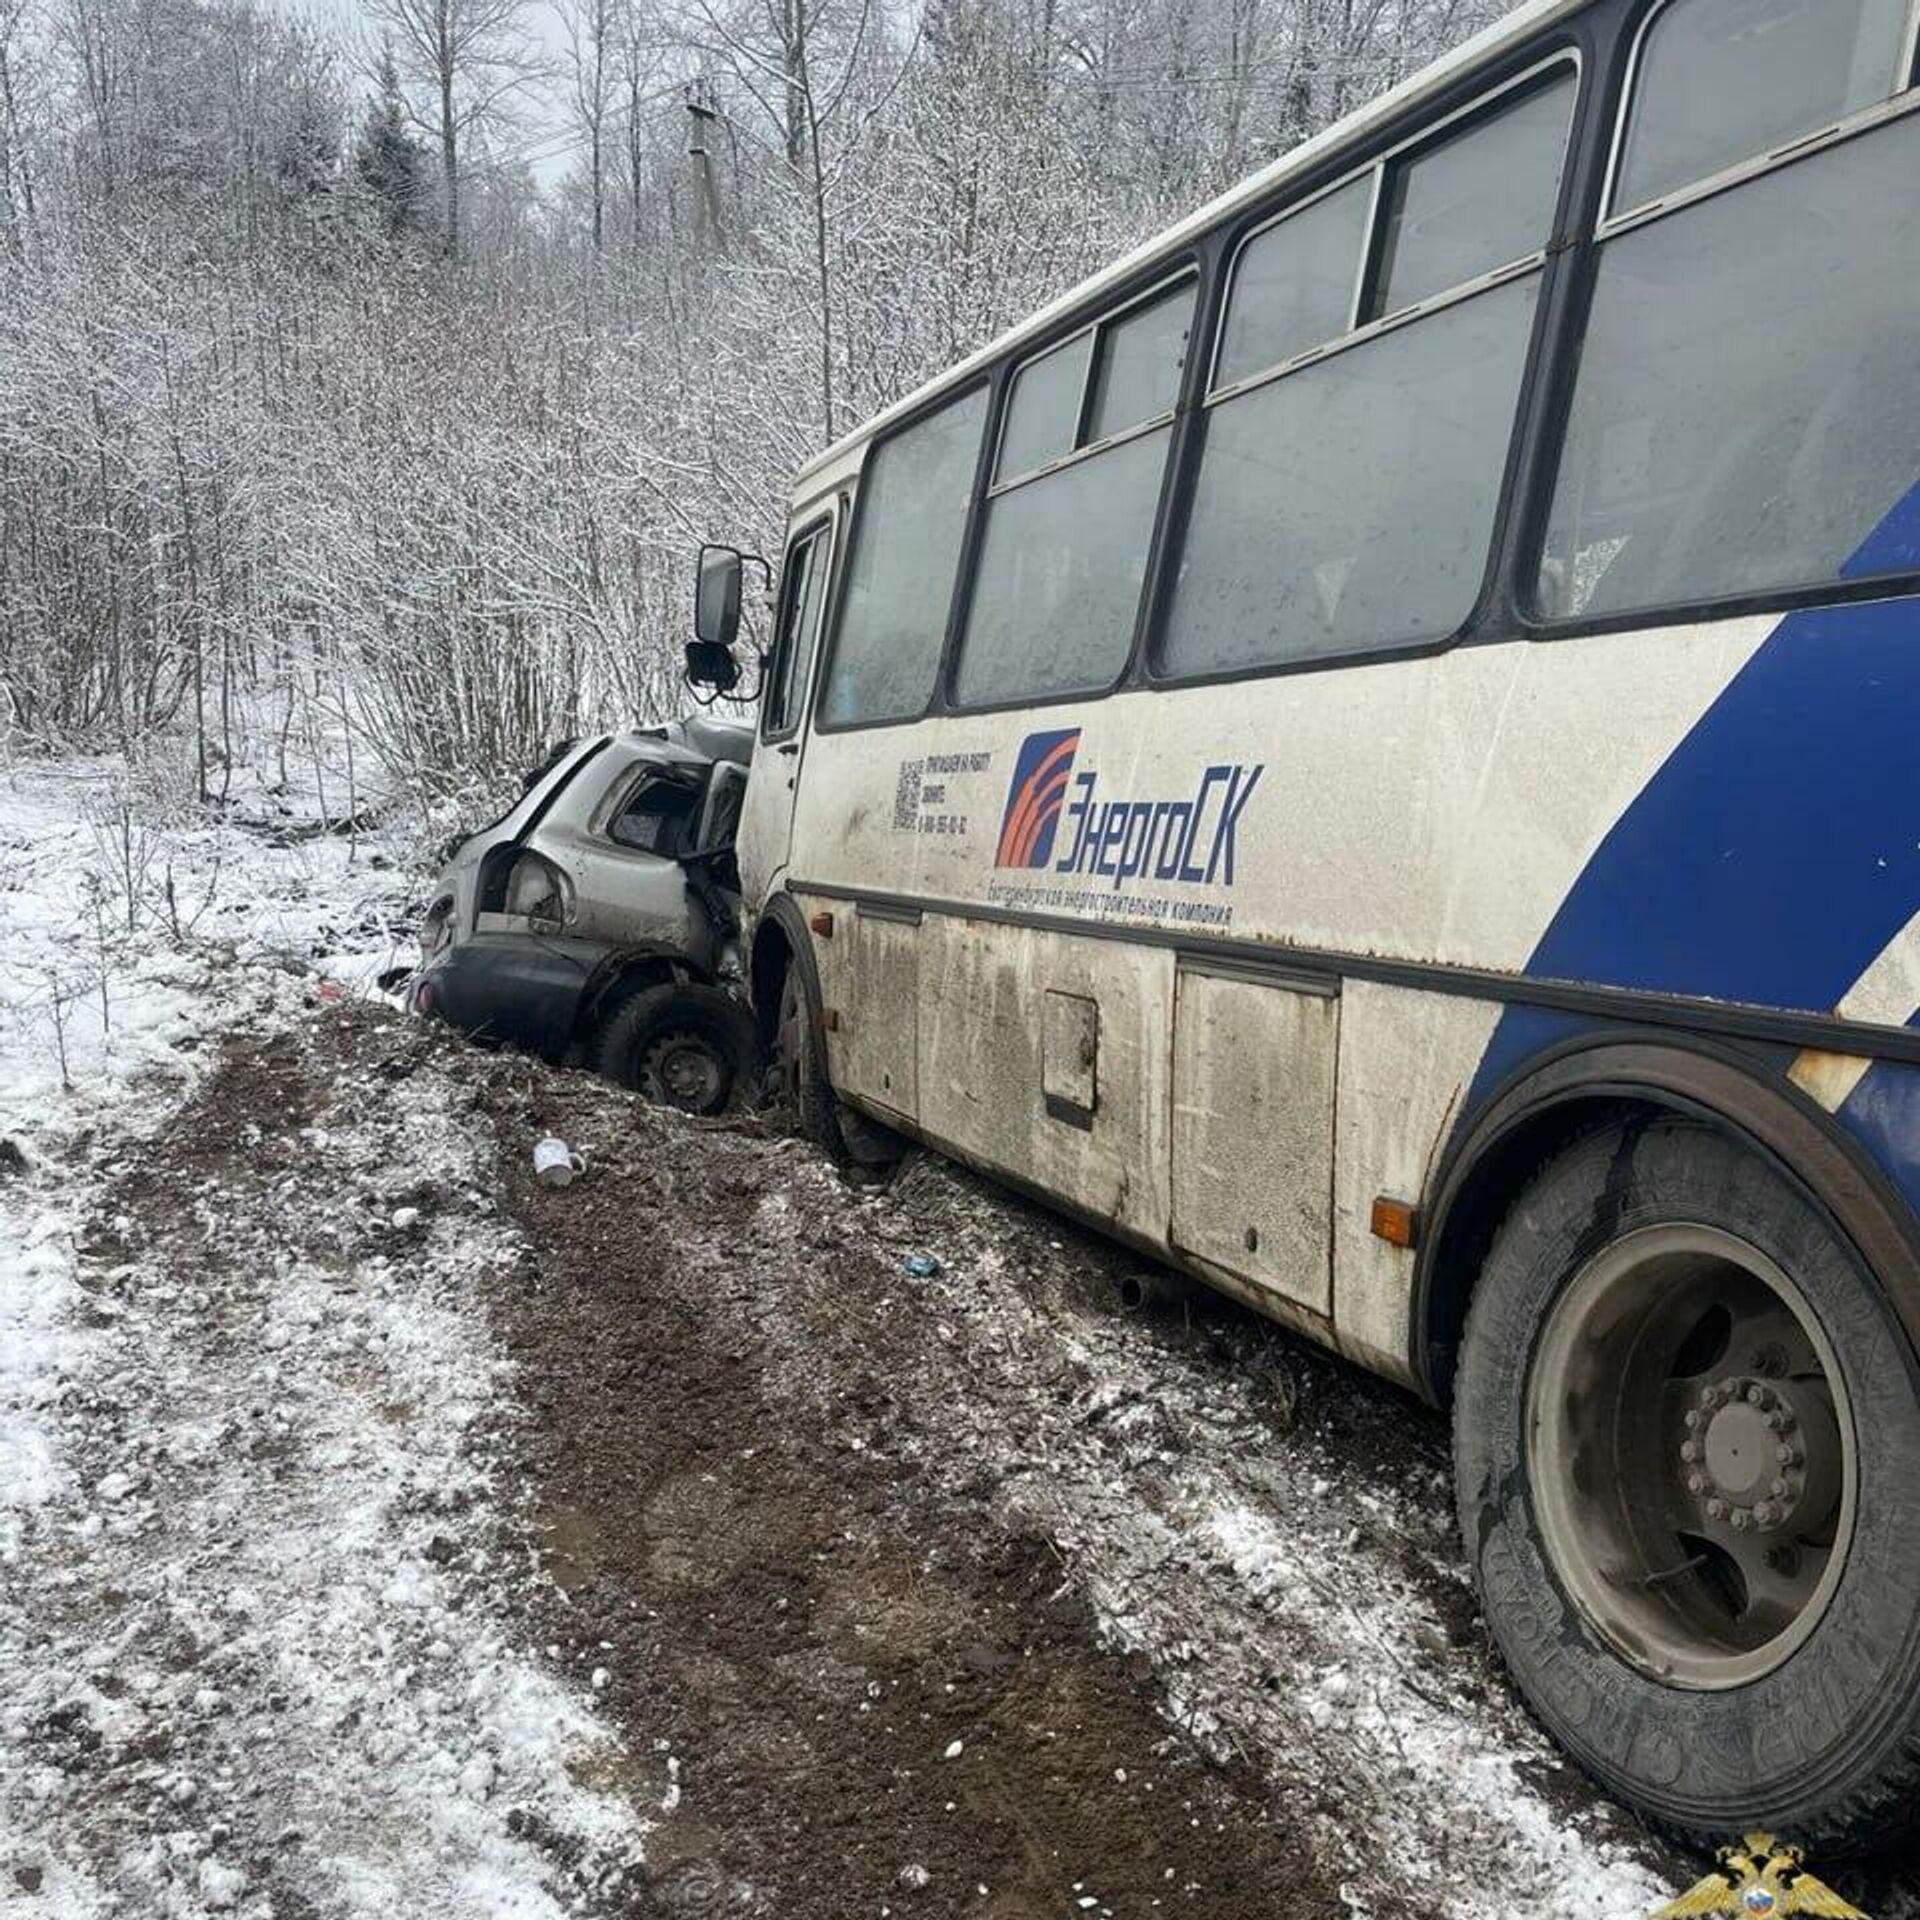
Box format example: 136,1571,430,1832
591,982,753,1118
1454,1114,1920,1854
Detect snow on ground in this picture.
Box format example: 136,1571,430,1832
0,751,647,1916
0,751,412,1559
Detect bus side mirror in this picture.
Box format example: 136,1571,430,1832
689,546,743,696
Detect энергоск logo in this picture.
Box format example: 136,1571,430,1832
994,728,1264,890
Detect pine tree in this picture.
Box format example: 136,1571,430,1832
354,48,428,241
278,91,343,208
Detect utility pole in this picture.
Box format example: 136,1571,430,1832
685,78,724,253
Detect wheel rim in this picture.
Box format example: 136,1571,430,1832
639,1028,727,1112
775,972,805,1101
1525,1222,1856,1690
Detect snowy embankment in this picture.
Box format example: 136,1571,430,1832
0,756,646,1917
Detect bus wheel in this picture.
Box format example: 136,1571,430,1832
773,963,898,1169
1454,1115,1920,1853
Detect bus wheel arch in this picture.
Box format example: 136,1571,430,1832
1414,1035,1920,1410
751,898,855,1162
749,907,803,1058
751,893,902,1170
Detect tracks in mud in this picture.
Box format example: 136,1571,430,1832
487,1114,1335,1919
4,1021,646,1918
472,1018,1686,1919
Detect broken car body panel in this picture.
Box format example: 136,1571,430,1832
413,718,753,1064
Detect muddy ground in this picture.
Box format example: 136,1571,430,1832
32,1001,1918,1919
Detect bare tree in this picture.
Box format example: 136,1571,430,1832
359,0,543,256
0,0,37,254
561,0,619,252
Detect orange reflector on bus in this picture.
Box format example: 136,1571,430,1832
809,911,834,937
1370,1198,1418,1249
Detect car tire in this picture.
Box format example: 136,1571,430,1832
1454,1114,1920,1855
591,982,754,1118
773,963,899,1170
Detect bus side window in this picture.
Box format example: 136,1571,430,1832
1162,67,1575,679
1215,177,1369,388
1538,18,1920,622
955,278,1195,708
996,335,1089,481
817,387,987,728
1612,0,1911,216
763,522,830,739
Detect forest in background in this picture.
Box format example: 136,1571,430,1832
0,0,1502,816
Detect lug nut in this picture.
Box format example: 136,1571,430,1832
1706,1498,1727,1520
1681,1441,1703,1463
1731,1509,1752,1531
1776,1443,1798,1465
1754,1502,1778,1528
1685,1410,1703,1431
1687,1472,1708,1495
1746,1383,1768,1405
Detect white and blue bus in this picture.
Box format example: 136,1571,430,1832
689,0,1920,1851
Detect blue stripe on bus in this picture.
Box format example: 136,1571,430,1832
1843,475,1920,580
1469,592,1920,1100
1466,476,1920,1107
1836,1056,1920,1218
1520,595,1920,1007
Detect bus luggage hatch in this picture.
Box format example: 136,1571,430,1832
1170,961,1338,1316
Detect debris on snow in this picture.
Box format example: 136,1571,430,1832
532,1138,584,1187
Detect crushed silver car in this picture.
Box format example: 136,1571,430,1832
409,716,757,1115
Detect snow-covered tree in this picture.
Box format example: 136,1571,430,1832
355,45,431,238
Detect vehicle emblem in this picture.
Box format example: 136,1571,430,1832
994,728,1081,869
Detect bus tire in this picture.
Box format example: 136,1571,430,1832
591,982,753,1118
773,961,899,1169
1453,1114,1920,1855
